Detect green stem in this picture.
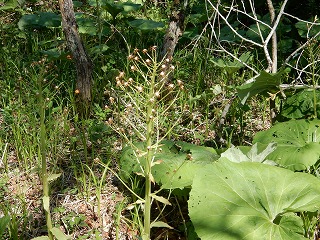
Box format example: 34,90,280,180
39,80,53,240
143,61,157,240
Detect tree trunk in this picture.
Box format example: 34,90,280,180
160,1,185,61
58,0,93,115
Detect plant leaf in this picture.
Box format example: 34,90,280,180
253,119,320,170
43,196,50,212
0,215,10,237
220,143,277,165
150,221,174,229
128,19,165,30
189,160,320,240
237,70,283,104
150,194,171,205
48,173,61,182
281,90,320,119
50,227,71,240
120,140,219,189
30,237,50,240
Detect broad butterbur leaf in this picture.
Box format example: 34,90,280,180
237,70,283,104
281,90,320,119
189,160,320,240
220,143,277,165
253,119,320,170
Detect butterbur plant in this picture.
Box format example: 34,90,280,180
109,46,183,239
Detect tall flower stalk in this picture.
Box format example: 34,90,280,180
110,46,182,239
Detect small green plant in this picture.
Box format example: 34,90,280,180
109,46,183,239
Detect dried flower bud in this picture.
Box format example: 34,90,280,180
170,65,175,70
123,81,129,87
160,71,165,76
109,97,115,104
137,86,143,92
128,54,134,60
142,49,148,53
116,80,121,87
130,65,137,71
104,105,109,110
134,48,139,53
168,83,174,90
127,103,133,109
152,109,156,114
155,91,160,98
149,97,155,103
151,46,157,51
177,80,183,86
75,89,80,94
134,56,139,61
161,64,167,69
128,77,133,83
165,58,170,63
119,71,125,78
116,76,120,81
145,59,151,65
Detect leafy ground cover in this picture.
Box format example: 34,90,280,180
1,0,320,239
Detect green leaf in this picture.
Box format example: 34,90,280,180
220,143,277,165
120,140,219,189
189,160,320,240
0,215,10,237
150,194,171,205
75,15,97,36
51,227,71,240
128,19,165,30
150,221,173,229
104,2,124,19
48,173,61,182
210,52,252,76
18,12,61,31
237,70,283,104
281,90,320,119
43,196,50,212
30,237,50,240
253,119,320,170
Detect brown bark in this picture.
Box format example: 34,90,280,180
58,0,93,114
160,3,185,60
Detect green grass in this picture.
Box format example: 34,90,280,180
0,2,278,239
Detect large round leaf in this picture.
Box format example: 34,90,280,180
253,119,320,170
189,160,320,240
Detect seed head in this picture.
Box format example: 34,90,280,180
128,77,133,83
130,65,137,71
168,83,174,90
119,71,125,78
170,65,175,70
75,89,80,94
155,91,160,98
137,86,143,92
142,49,148,54
134,56,139,61
161,64,167,69
145,59,151,65
160,71,165,76
128,54,134,60
134,48,139,53
109,97,115,104
151,46,157,51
